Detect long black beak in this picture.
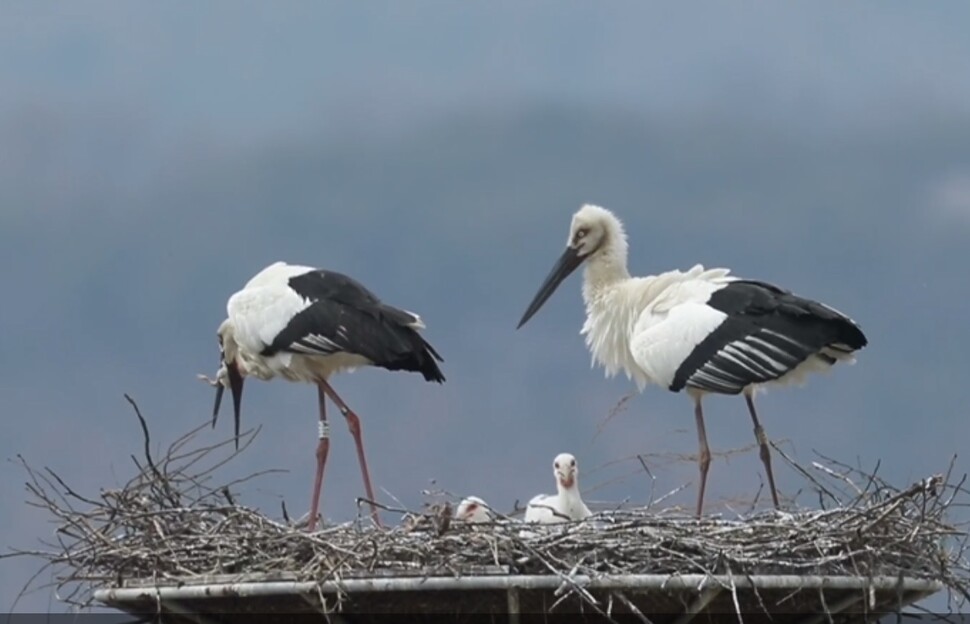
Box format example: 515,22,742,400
517,246,585,329
227,361,244,450
211,361,245,450
212,384,225,426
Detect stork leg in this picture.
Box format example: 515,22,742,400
307,384,331,532
744,392,781,509
693,395,712,518
316,379,383,527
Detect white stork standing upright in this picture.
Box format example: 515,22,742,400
516,204,868,516
204,261,445,530
524,452,592,523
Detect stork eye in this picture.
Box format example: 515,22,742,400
570,459,576,467
572,228,591,247
554,462,560,469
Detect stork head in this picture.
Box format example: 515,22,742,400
217,318,238,364
566,204,614,257
517,204,624,328
455,496,492,523
553,452,580,490
211,319,245,450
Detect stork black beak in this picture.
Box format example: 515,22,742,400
212,384,225,427
211,361,245,450
227,361,245,450
517,245,585,329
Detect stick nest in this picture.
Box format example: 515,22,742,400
9,395,970,614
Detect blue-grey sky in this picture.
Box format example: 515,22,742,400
3,2,970,614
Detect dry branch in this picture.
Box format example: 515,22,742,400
7,396,970,617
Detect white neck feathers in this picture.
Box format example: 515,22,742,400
581,212,631,301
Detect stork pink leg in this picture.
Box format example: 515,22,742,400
745,393,781,509
693,396,712,518
307,384,331,532
317,379,383,527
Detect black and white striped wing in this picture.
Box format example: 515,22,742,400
264,298,413,361
672,321,820,394
259,273,445,382
670,280,867,394
227,265,443,380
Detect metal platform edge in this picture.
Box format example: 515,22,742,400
95,573,943,614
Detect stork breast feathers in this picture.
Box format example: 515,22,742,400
582,264,735,389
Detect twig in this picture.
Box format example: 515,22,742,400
7,408,970,618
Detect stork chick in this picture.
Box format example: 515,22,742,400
524,453,592,524
455,496,494,523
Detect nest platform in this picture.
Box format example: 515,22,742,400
94,571,942,622
11,400,970,622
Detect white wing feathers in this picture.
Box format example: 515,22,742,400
290,333,342,355
630,302,728,390
401,309,425,330
524,494,560,524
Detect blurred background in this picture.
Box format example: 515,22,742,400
2,0,970,614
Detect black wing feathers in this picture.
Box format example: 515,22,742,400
708,280,867,350
263,269,445,383
288,270,381,309
670,280,867,394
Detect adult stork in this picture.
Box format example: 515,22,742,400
205,261,445,530
516,204,867,516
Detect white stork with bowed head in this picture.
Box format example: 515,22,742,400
516,204,868,516
205,261,445,530
524,452,592,524
454,496,494,524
